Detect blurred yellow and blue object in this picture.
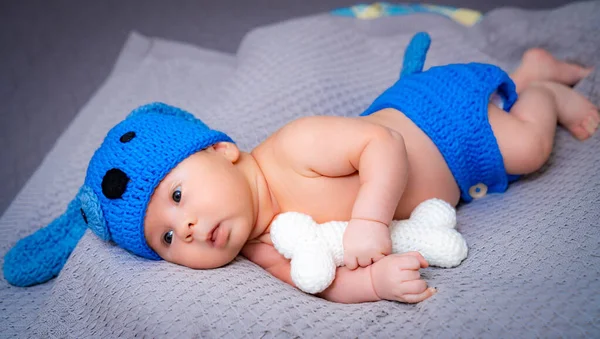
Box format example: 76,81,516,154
331,2,482,26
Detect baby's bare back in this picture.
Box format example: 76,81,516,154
252,108,460,226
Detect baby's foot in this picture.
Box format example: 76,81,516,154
541,81,600,140
521,48,592,87
569,111,600,141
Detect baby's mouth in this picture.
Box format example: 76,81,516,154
209,223,220,243
210,222,230,248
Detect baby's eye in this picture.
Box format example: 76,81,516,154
172,186,182,203
163,230,174,245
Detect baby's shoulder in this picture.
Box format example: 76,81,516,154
258,115,360,155
253,116,332,164
273,116,340,141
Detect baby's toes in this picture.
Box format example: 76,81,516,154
568,110,600,141
582,110,600,135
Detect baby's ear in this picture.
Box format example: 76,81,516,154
212,142,240,163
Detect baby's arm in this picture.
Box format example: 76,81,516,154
272,116,409,269
242,241,377,302
242,242,434,304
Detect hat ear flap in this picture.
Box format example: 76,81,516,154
3,198,87,287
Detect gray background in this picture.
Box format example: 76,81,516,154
0,0,578,216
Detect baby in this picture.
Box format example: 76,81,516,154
4,33,597,304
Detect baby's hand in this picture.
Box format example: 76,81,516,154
370,252,436,303
343,218,392,270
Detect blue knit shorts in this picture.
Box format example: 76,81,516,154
360,63,519,202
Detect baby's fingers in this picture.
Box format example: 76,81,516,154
399,279,428,295
344,255,359,270
358,256,374,268
357,253,386,267
372,253,386,264
398,269,421,282
401,251,429,268
401,287,437,304
393,255,425,270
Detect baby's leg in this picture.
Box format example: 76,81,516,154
510,48,592,93
490,81,599,175
489,48,598,175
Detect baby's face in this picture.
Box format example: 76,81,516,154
144,143,255,269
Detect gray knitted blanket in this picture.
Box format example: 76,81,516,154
1,1,599,337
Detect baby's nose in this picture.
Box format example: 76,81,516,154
183,212,197,228
175,215,197,241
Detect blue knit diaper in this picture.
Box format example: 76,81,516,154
360,63,519,202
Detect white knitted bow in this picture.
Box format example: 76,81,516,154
270,198,468,294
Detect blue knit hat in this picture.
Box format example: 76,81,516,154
3,102,233,286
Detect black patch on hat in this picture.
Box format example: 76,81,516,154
102,168,130,199
120,131,136,143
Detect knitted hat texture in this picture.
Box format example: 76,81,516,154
78,102,233,259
